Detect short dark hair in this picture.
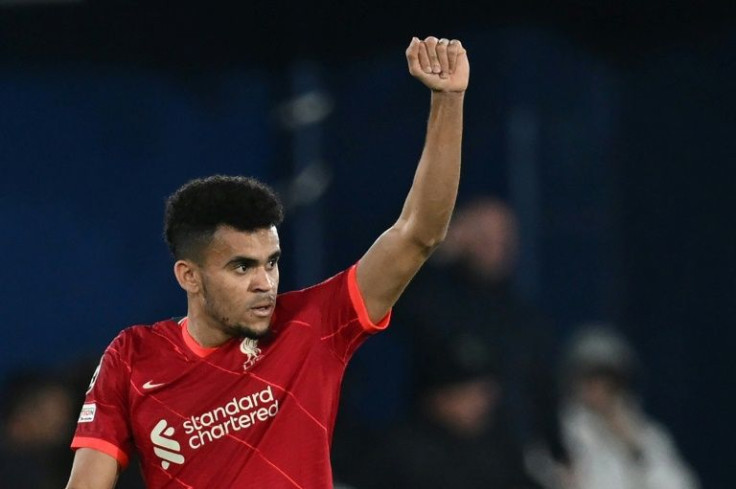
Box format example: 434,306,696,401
164,175,284,261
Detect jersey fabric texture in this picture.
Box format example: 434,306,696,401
71,264,390,488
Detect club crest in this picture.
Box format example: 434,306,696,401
240,338,262,371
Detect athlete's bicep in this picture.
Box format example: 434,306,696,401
357,224,434,323
66,448,120,489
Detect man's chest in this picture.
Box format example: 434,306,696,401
124,329,341,473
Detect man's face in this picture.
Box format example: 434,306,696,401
445,202,519,282
427,378,499,437
576,375,621,414
195,225,280,340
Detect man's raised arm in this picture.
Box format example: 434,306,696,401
356,35,469,322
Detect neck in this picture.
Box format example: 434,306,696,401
184,309,232,348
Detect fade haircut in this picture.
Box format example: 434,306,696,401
164,175,284,261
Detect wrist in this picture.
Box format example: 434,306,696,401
430,89,466,98
430,91,465,109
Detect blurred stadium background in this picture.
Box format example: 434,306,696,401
1,1,734,486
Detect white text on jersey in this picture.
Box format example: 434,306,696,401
183,385,279,450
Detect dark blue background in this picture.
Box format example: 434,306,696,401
1,3,733,486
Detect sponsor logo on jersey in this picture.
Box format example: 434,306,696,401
184,385,278,449
151,385,280,469
240,338,262,371
150,419,185,469
78,403,97,423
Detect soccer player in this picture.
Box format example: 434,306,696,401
65,35,469,489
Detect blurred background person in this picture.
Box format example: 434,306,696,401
0,369,76,489
0,362,146,489
391,195,569,468
553,323,701,489
354,331,541,489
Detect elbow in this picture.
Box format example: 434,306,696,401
420,233,447,253
408,228,448,256
392,218,449,257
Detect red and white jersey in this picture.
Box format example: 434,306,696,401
72,264,389,488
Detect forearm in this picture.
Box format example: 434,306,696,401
397,90,465,250
354,36,468,321
65,448,119,489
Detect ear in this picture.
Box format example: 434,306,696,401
174,259,201,294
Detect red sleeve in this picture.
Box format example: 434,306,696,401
70,333,134,469
346,264,391,333
304,263,391,362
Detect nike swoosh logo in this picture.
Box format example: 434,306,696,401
143,380,166,390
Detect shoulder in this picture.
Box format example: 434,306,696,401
638,416,681,451
105,318,181,358
277,268,351,309
272,267,358,335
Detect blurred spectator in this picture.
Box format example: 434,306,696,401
550,323,701,489
333,196,567,486
393,196,568,463
354,331,540,489
0,361,146,489
0,369,76,489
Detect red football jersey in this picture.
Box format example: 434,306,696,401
72,264,389,488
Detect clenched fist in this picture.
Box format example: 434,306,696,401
406,36,469,93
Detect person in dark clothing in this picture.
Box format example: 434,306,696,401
0,370,76,489
358,331,540,489
395,196,567,469
0,364,146,489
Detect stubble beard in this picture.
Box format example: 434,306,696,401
230,321,272,341
204,300,272,341
201,282,273,341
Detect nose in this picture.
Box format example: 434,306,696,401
250,266,275,292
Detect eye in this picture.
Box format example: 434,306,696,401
235,264,251,273
266,257,279,270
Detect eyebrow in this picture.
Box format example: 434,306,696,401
226,250,281,269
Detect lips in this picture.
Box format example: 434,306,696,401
250,300,275,317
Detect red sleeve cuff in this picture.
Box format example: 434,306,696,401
347,264,391,333
71,436,130,469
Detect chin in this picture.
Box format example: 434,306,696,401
239,323,271,340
